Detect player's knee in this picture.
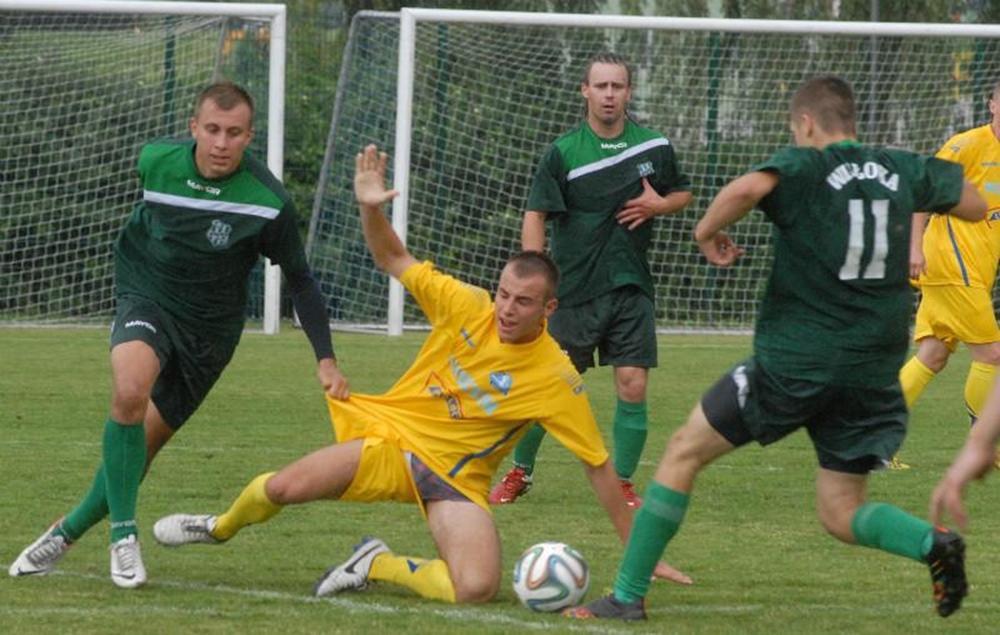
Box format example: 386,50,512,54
452,570,499,604
110,385,151,422
917,343,949,372
975,344,1000,366
615,373,647,402
816,501,855,544
263,473,304,505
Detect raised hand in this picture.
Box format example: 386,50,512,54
354,144,399,208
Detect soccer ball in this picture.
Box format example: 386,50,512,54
512,541,590,612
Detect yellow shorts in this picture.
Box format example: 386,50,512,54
914,285,1000,351
340,436,421,507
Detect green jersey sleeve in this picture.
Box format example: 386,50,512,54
654,143,691,195
525,144,568,214
260,203,309,275
912,156,963,213
753,147,817,227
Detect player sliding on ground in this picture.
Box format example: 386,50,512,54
565,75,986,622
152,145,692,603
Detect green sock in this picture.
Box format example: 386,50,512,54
613,399,648,480
851,502,934,562
613,482,689,603
512,423,547,474
60,465,110,542
102,419,146,543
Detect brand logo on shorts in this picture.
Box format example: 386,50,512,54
489,371,512,396
206,219,232,248
732,365,749,409
637,161,654,178
124,320,157,334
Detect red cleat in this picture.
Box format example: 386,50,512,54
488,466,532,505
619,479,642,508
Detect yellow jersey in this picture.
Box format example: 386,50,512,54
921,123,1000,289
326,261,609,509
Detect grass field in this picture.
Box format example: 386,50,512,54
2,327,999,634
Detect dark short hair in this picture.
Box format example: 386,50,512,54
790,75,856,136
581,51,633,87
506,250,560,299
194,81,255,119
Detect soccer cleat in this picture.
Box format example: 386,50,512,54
926,527,967,617
488,466,533,505
153,514,222,547
8,519,72,577
563,593,647,621
886,456,911,470
314,536,389,597
110,534,147,589
620,479,642,508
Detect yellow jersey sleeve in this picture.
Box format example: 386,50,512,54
538,364,610,467
400,261,492,328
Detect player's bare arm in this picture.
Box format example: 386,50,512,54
583,460,693,586
616,179,692,230
908,212,929,279
521,211,547,251
694,171,778,266
354,145,417,279
949,180,988,221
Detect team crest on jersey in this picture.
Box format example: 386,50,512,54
637,161,654,178
206,219,232,248
489,371,512,396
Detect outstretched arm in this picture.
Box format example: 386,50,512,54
930,381,1000,530
583,460,693,585
694,171,778,266
354,145,417,279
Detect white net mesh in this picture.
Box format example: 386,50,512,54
0,8,273,324
309,14,1000,331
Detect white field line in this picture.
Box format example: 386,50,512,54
28,571,638,635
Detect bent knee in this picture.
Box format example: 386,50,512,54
264,474,304,505
453,575,499,604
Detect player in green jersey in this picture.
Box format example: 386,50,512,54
490,52,692,507
8,81,348,589
565,76,986,622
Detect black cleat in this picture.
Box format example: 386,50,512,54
926,528,967,618
562,593,646,621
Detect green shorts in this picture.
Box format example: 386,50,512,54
110,294,241,429
548,286,657,373
700,357,905,474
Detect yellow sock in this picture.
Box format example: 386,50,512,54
964,362,997,419
212,471,282,541
369,553,457,603
899,356,936,409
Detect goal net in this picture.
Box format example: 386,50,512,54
0,1,285,330
309,10,1000,332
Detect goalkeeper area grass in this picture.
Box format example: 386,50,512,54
2,328,999,633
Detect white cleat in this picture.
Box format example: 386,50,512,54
9,520,72,577
110,534,147,589
313,536,389,597
153,514,221,547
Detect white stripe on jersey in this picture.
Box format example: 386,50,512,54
143,190,280,220
566,137,670,182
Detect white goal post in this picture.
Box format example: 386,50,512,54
0,0,286,333
308,10,1000,334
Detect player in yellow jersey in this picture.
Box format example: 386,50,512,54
895,82,1000,469
151,145,691,603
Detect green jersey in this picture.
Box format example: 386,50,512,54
752,142,963,386
114,139,309,334
527,120,690,307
